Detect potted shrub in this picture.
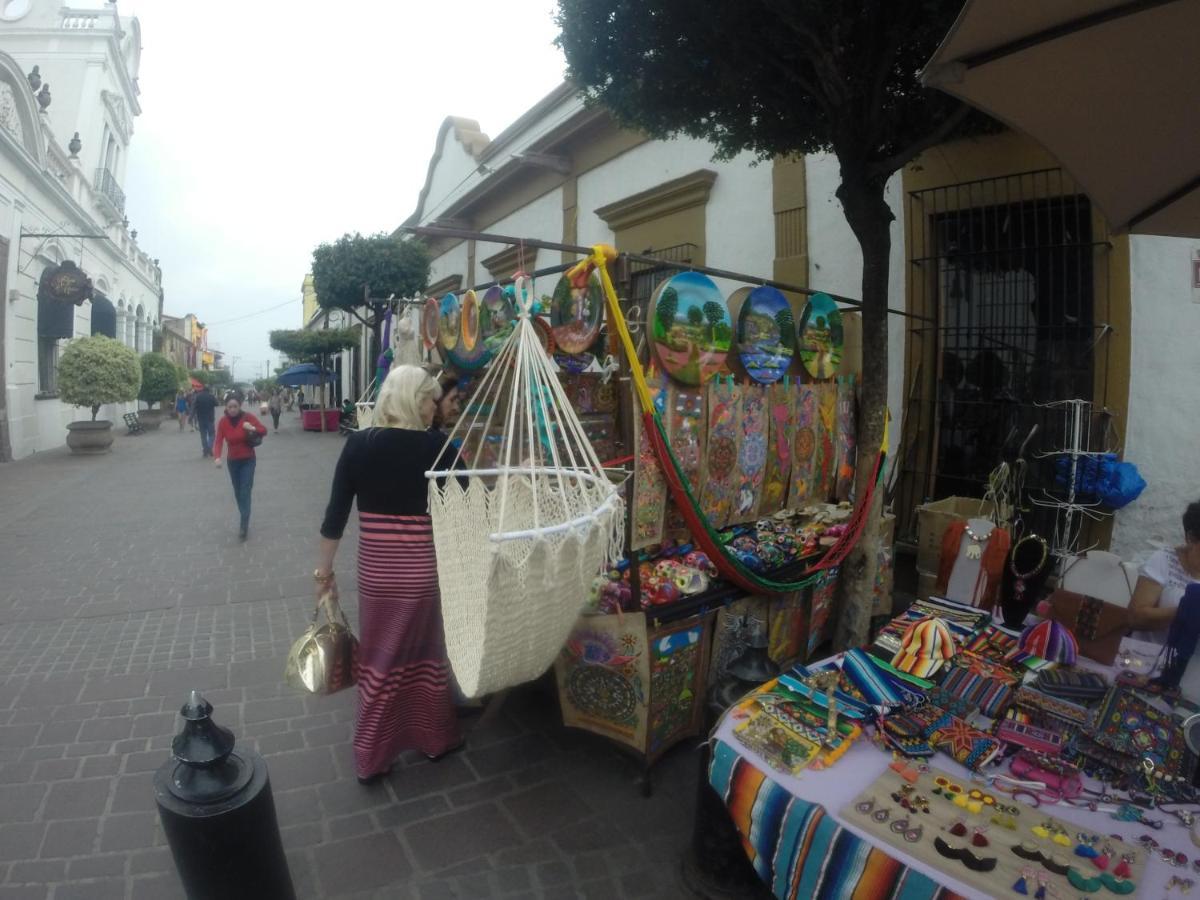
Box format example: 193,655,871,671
137,352,180,430
58,335,141,454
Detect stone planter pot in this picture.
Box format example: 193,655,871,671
66,420,114,455
139,408,164,430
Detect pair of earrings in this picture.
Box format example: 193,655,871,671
888,817,924,843
1012,867,1049,899
989,812,1017,830
945,820,988,847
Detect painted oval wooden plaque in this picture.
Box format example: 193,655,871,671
449,290,488,371
480,285,516,354
550,270,603,355
797,292,843,380
438,293,461,352
735,285,795,384
649,271,732,386
421,298,440,350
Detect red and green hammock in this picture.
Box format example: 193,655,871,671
579,246,888,596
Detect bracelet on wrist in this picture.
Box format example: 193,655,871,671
313,569,335,583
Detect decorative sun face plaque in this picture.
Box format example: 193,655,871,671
797,293,844,380
650,272,731,386
736,285,795,384
438,293,461,352
421,298,440,350
480,286,516,354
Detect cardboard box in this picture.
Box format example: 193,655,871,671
915,495,992,575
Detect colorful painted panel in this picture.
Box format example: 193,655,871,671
700,380,741,529
647,614,713,759
807,568,838,659
579,415,615,465
663,384,705,540
797,293,844,380
421,298,440,351
631,367,671,551
814,381,838,502
736,286,795,383
768,592,808,665
480,286,517,354
788,385,817,510
555,613,650,753
448,290,489,371
835,375,857,502
650,272,732,386
549,270,603,355
757,381,794,517
438,293,461,352
730,383,767,524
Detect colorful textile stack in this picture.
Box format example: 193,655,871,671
709,740,965,900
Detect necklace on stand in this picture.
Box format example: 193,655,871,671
964,524,990,560
1009,534,1050,607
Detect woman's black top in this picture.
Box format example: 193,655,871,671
320,427,451,539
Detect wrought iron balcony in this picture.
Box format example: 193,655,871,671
94,167,126,215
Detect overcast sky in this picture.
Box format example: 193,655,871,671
121,0,567,383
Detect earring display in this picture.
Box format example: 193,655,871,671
842,763,1147,897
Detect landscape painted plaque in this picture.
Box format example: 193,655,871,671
736,285,795,383
448,290,488,371
650,272,732,386
479,285,516,354
797,293,844,380
550,270,603,355
438,293,461,352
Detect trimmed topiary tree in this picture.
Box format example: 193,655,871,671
139,352,180,410
58,336,141,421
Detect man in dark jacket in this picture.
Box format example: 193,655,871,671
192,385,218,457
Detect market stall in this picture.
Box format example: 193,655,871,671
707,591,1200,898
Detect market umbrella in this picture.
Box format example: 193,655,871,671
922,0,1200,237
276,363,335,387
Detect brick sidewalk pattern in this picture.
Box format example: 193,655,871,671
0,416,698,899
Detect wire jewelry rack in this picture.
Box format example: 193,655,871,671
1030,398,1116,560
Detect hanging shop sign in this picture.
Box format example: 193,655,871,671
734,285,795,384
38,260,93,307
650,271,732,386
797,292,844,380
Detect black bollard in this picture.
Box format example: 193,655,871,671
154,692,295,900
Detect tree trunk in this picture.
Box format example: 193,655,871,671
832,171,893,650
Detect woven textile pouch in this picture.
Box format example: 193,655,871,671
938,662,1017,719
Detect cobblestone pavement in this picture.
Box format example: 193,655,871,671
0,415,700,899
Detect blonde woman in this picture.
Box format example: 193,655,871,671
315,365,462,784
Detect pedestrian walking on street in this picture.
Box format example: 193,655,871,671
314,365,462,784
193,384,218,457
175,390,188,431
267,389,283,431
213,396,267,540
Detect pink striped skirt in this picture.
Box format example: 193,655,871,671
354,512,460,777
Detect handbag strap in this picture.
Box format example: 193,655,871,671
312,591,350,627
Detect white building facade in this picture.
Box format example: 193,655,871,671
0,1,163,460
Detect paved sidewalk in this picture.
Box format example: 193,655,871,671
0,416,698,899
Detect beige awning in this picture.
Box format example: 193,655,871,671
923,0,1200,237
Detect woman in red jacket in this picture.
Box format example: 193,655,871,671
213,395,268,540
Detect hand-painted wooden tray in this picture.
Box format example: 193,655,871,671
788,385,817,510
650,272,732,386
797,293,844,380
480,286,517,354
550,270,604,355
448,290,488,371
735,285,795,384
421,298,440,351
438,293,461,352
631,366,672,550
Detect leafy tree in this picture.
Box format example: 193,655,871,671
139,353,181,409
311,232,430,360
702,300,725,339
253,377,279,394
269,329,358,430
655,286,678,334
174,363,189,389
557,0,983,647
58,336,141,421
775,307,796,345
686,305,704,327
190,368,232,389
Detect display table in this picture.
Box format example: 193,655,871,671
712,638,1188,899
301,409,340,431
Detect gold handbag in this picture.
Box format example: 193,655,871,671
285,592,358,695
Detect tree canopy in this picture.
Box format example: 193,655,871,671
311,233,431,318
58,336,141,420
190,368,233,388
269,329,359,364
138,353,182,407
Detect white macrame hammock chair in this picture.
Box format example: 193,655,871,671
426,277,625,698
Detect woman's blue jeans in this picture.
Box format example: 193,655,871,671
227,458,256,530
